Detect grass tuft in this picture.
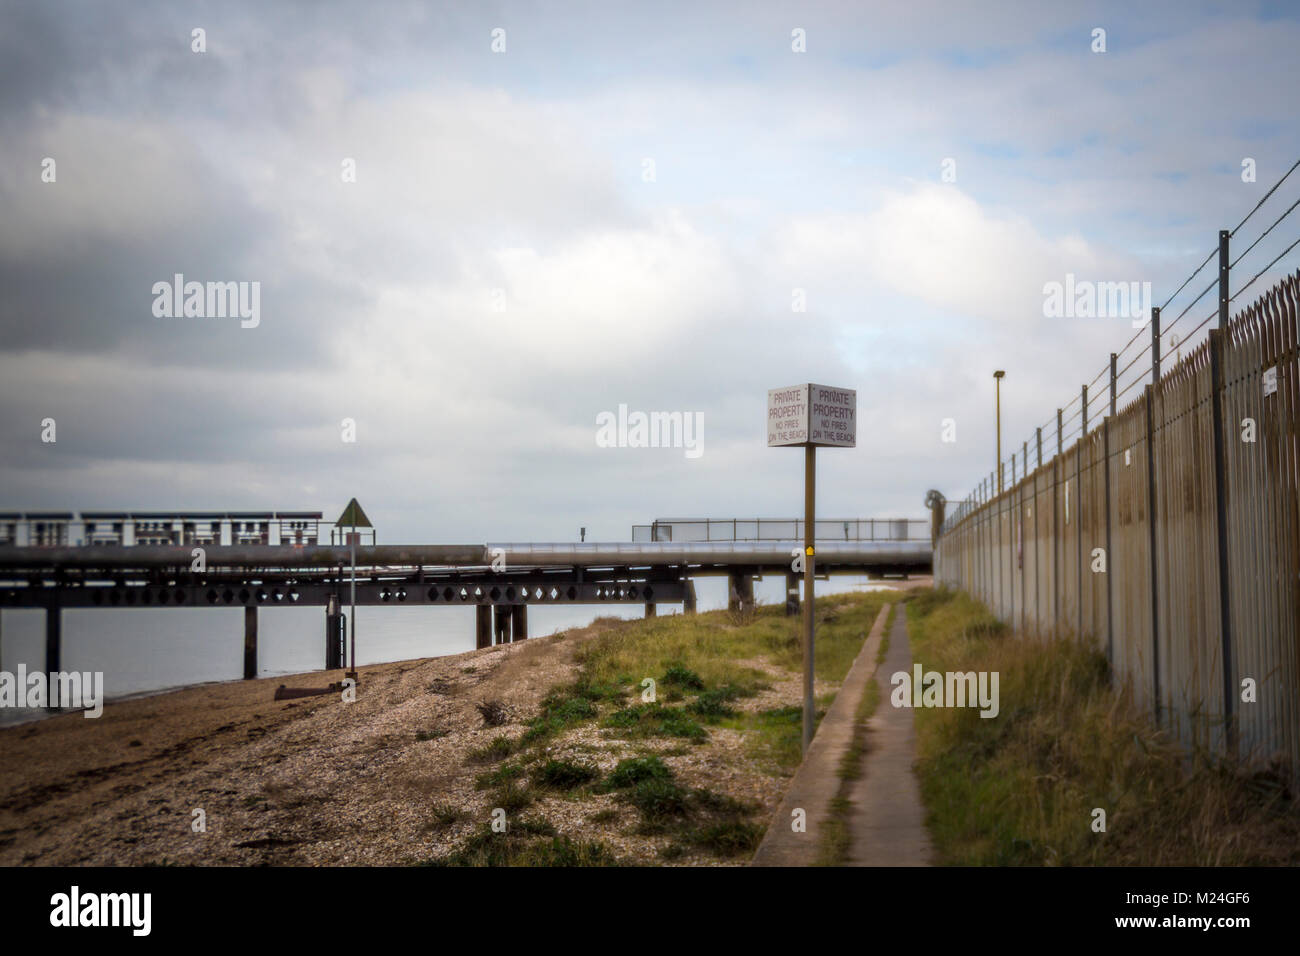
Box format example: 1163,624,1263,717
533,758,600,790
604,755,673,789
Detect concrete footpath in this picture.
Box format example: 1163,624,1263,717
845,606,934,866
750,604,890,866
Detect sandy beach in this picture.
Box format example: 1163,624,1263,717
0,615,807,866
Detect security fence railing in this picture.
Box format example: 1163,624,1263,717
936,253,1300,782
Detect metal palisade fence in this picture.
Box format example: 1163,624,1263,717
935,269,1300,780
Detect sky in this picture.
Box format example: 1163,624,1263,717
2,0,1299,543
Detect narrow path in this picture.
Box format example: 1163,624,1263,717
846,607,933,866
750,604,890,867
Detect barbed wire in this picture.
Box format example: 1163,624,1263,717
975,158,1300,498
1158,246,1217,314
1231,233,1300,303
1231,156,1300,238
1230,193,1300,269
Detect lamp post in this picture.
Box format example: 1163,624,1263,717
994,370,1006,494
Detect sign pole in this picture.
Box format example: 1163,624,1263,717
803,443,816,753
349,521,357,677
768,383,854,757
332,498,371,683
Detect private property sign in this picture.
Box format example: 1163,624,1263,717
767,383,857,447
767,381,857,755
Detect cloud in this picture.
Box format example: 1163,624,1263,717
1,0,1298,540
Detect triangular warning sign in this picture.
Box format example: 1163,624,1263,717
335,498,373,528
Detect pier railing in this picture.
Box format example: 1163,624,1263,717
631,517,929,543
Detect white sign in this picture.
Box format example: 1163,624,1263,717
767,383,856,447
1263,365,1277,397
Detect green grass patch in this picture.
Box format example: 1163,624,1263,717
686,685,745,719
475,762,525,790
906,586,1300,866
463,593,891,864
683,820,765,857
490,780,534,813
533,758,600,790
626,777,694,821
661,663,705,690
423,820,620,867
603,755,673,789
573,594,885,703
816,796,853,866
602,702,707,741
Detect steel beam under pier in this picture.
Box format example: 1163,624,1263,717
0,577,690,609
475,605,491,649
493,605,511,645
785,572,800,616
511,604,527,642
683,580,697,614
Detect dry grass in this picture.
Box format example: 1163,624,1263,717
907,588,1300,866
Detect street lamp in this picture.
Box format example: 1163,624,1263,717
993,370,1006,494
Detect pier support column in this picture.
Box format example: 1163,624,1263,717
493,605,511,645
728,572,753,612
644,602,656,618
475,605,492,649
785,573,800,616
683,580,697,615
511,604,528,642
243,606,258,680
45,597,61,709
325,598,343,670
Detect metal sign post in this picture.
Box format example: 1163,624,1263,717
350,524,356,677
803,444,816,752
768,383,856,753
333,498,373,681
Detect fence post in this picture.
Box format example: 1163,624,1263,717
1034,430,1041,634
1078,384,1087,639
979,478,986,601
1151,306,1162,383
1055,409,1062,634
1211,226,1235,752
997,471,1004,618
1144,382,1161,724
1021,440,1028,635
1006,463,1013,620
1050,411,1060,634
1104,354,1116,665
